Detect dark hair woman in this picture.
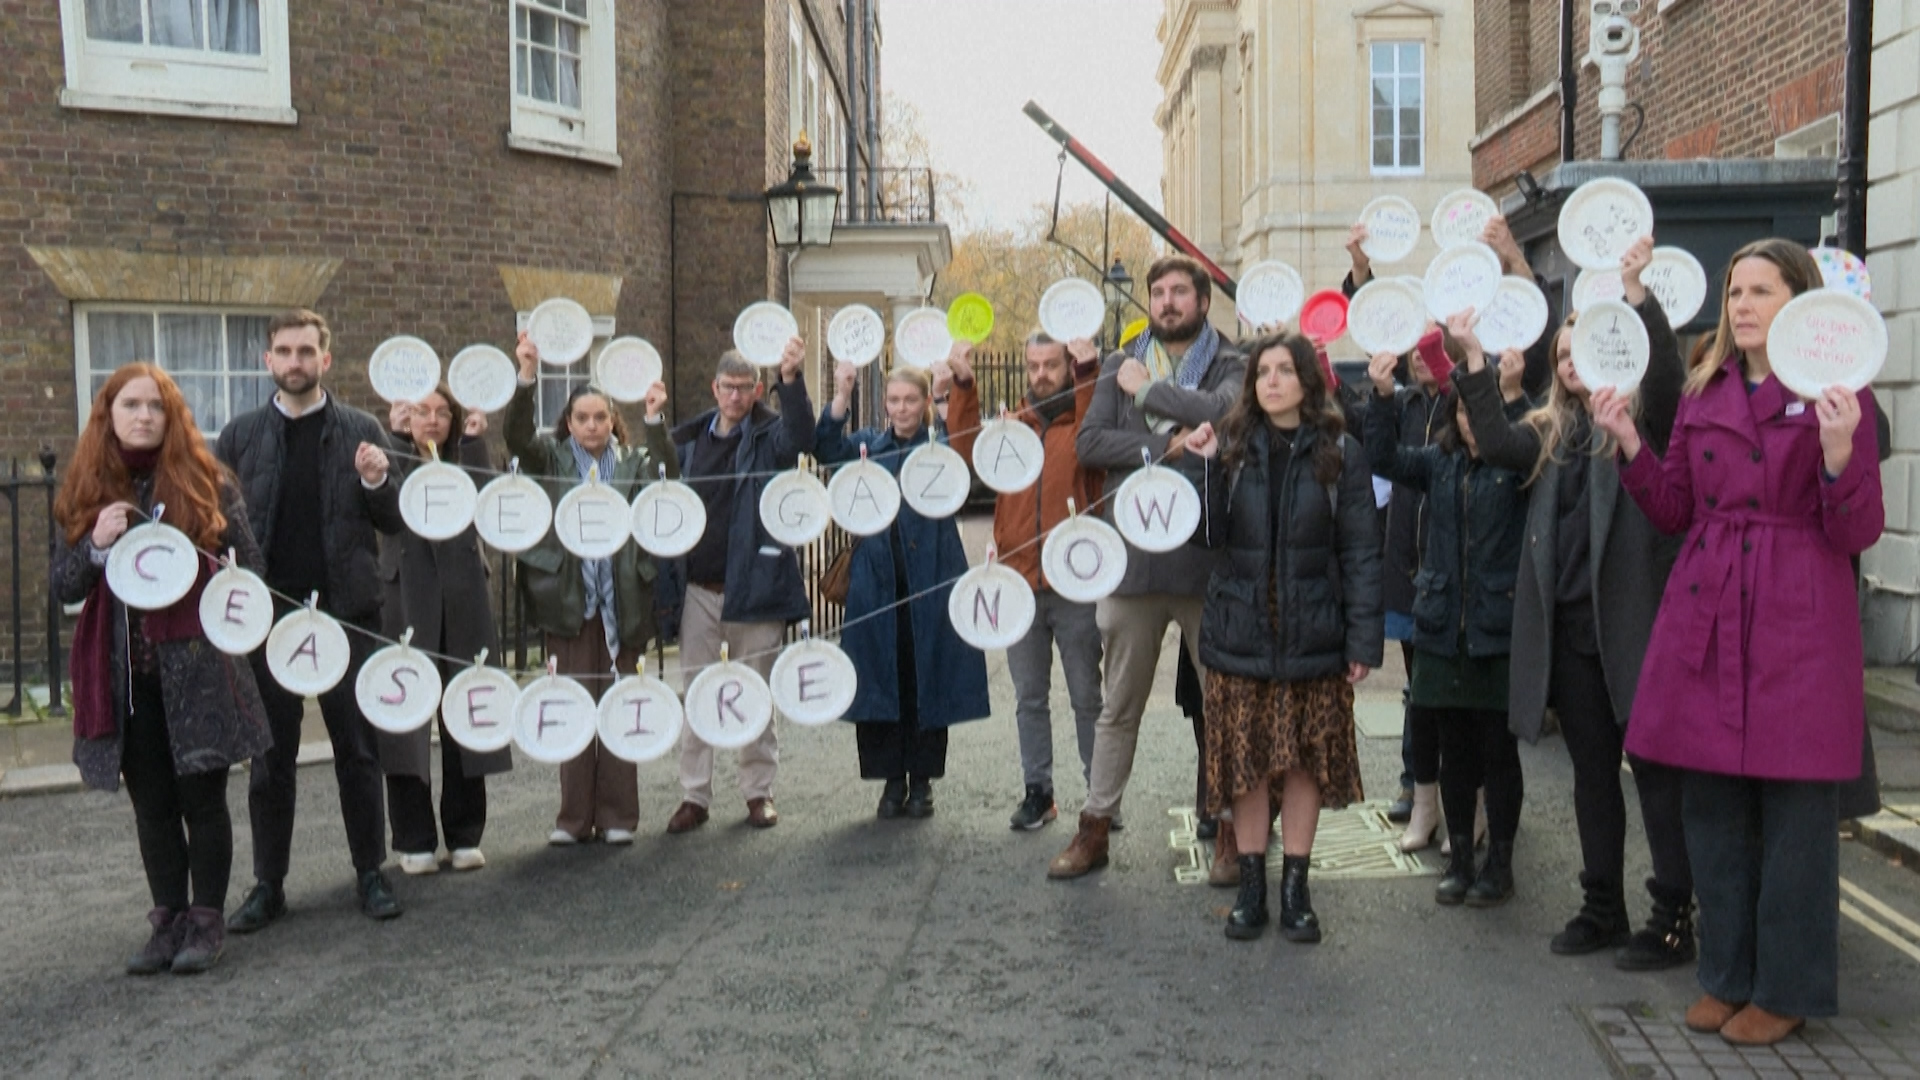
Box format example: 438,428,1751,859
1178,330,1382,942
53,363,271,975
1593,238,1884,1045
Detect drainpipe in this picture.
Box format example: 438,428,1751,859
845,0,859,221
1560,0,1577,162
863,0,879,218
1837,0,1874,255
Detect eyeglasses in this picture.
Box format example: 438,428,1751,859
714,381,758,399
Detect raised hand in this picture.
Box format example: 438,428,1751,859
1368,351,1398,397
1117,357,1150,395
1445,308,1485,372
90,500,137,549
354,441,390,486
1816,385,1862,478
1482,215,1528,276
1619,235,1655,305
1346,222,1373,285
1590,386,1642,461
1066,337,1098,367
643,381,668,423
514,330,539,381
464,410,489,438
778,336,806,383
1184,422,1219,460
389,399,414,435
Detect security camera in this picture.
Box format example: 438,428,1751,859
1586,0,1642,158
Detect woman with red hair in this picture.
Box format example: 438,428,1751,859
53,363,271,976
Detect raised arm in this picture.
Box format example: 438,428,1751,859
1335,440,1385,669
1455,365,1542,476
1077,352,1167,468
1139,351,1246,430
1362,388,1436,490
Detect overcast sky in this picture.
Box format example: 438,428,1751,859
878,0,1168,235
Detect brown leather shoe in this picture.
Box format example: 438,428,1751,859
1209,817,1241,887
1720,1004,1804,1046
1683,993,1745,1033
665,802,709,834
1047,812,1111,879
746,798,779,829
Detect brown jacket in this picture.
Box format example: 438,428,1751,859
948,358,1104,591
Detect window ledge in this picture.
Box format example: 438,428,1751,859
507,131,621,169
60,88,296,126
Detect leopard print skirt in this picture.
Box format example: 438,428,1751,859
1202,671,1364,815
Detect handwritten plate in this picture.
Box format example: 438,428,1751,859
528,298,595,366
447,345,517,413
1430,188,1499,250
1038,278,1106,342
1557,177,1654,271
732,301,800,367
1422,242,1504,322
827,304,886,366
594,337,663,404
1474,276,1550,355
893,307,953,369
1358,196,1422,264
1234,260,1305,328
1570,299,1651,394
368,336,442,404
1767,288,1888,398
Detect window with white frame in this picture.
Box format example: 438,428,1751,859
509,0,620,166
1776,114,1841,160
1369,41,1425,175
75,306,275,435
515,311,614,434
58,0,294,124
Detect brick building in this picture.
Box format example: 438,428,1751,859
0,0,921,682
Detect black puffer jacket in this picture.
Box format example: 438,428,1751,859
1183,423,1384,681
1375,387,1441,616
215,397,404,623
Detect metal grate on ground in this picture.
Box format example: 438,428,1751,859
1579,1003,1920,1079
1168,802,1440,884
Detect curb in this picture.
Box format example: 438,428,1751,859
0,740,337,800
1853,804,1920,873
1865,667,1920,735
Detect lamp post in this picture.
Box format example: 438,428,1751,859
1102,258,1134,350
763,133,841,252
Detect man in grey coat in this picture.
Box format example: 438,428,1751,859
1049,255,1246,880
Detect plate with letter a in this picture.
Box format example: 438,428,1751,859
970,416,1044,494
265,606,351,697
828,456,901,537
947,560,1035,651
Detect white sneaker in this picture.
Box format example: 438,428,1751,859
603,829,635,845
449,848,486,871
548,829,579,846
398,852,440,876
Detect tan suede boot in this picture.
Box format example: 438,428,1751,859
1209,816,1240,887
1047,812,1112,879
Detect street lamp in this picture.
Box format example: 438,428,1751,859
763,133,841,252
1102,258,1134,346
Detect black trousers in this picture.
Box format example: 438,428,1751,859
1398,643,1439,785
1424,706,1523,845
856,602,948,781
385,716,488,854
1550,636,1692,897
246,618,388,884
1684,772,1839,1018
120,673,233,911
1174,639,1210,815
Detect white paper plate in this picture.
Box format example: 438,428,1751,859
1423,242,1504,322
1557,177,1654,271
1642,246,1710,327
684,658,773,751
827,304,886,367
554,483,631,560
265,606,352,697
440,665,519,753
1430,189,1500,250
732,301,799,367
1040,515,1128,604
1571,268,1626,313
769,638,858,726
597,673,684,764
528,298,596,366
893,307,953,369
1347,278,1429,358
1767,288,1889,398
474,472,553,554
629,479,707,559
1038,278,1106,342
970,417,1044,494
105,522,200,611
399,460,478,542
758,467,830,547
1570,299,1652,394
1113,465,1202,553
1475,276,1551,355
947,561,1035,651
512,674,599,764
447,345,518,413
827,457,901,537
1234,260,1305,328
1811,246,1874,300
199,564,273,656
368,336,442,404
1358,196,1422,264
355,642,443,735
898,441,970,520
594,337,663,404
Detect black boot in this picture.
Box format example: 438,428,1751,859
1224,854,1268,940
1435,835,1475,905
876,778,907,819
1277,854,1321,943
1615,879,1697,971
904,777,934,819
1550,873,1631,955
1386,785,1415,824
1465,841,1515,907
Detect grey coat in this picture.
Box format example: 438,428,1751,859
1075,340,1246,596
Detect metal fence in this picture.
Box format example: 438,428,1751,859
818,167,938,225
3,452,64,717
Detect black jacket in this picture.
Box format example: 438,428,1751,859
215,396,404,623
1184,423,1384,681
1374,387,1441,616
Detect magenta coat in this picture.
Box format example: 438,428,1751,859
1617,356,1883,781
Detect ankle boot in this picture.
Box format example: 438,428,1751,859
1465,840,1515,907
1047,812,1112,879
876,778,907,819
1616,879,1697,971
1435,835,1476,905
1550,874,1631,955
1209,816,1241,887
1277,855,1321,943
1397,783,1441,852
170,906,226,974
1225,854,1268,940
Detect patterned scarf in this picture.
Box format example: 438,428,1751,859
568,437,621,655
1129,322,1222,432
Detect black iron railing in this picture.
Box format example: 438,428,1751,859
819,167,938,224
3,450,64,717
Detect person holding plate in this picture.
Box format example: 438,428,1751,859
660,339,812,835
1589,238,1883,1046
817,361,989,818
54,363,272,975
1175,331,1381,941
508,333,675,847
376,386,512,875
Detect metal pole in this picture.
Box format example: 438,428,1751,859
6,460,20,716
39,447,62,716
1559,0,1577,162
1837,0,1874,254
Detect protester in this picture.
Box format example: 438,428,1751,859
943,334,1105,830
1593,238,1884,1046
817,362,990,818
507,333,673,846
53,363,270,974
1177,330,1381,941
216,309,406,928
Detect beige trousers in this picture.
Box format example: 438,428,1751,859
1083,592,1205,818
675,585,782,808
